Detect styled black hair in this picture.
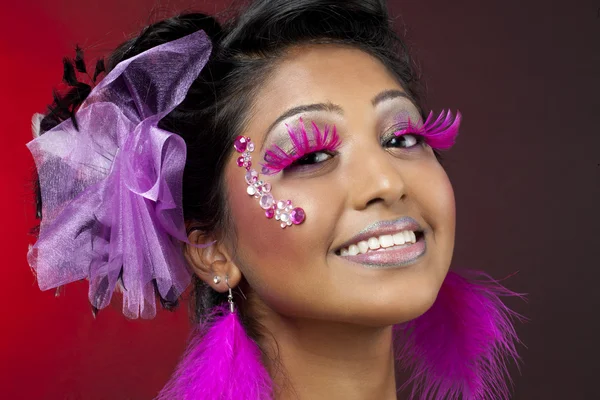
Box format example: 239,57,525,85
36,0,426,322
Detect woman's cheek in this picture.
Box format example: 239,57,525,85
225,167,335,294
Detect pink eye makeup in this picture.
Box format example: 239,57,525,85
260,117,342,175
394,109,462,150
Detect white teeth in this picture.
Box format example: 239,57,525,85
357,241,369,254
393,232,405,245
338,230,419,256
379,234,394,248
368,237,380,250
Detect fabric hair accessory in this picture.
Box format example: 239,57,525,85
27,30,213,319
394,270,525,400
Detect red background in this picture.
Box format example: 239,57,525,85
2,1,599,399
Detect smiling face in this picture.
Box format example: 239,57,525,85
223,44,456,326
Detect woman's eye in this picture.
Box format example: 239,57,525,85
290,151,333,166
384,134,422,149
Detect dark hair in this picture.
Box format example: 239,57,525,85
36,0,427,322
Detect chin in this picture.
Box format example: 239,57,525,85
351,278,444,327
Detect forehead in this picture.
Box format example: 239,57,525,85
247,44,409,129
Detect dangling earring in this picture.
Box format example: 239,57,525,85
156,275,273,400
393,270,525,400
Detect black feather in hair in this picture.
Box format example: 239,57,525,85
93,58,105,83
74,45,87,73
62,57,78,86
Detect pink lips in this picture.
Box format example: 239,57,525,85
334,216,423,253
340,233,427,267
334,216,427,268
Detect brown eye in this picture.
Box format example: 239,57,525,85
290,151,334,167
384,134,423,149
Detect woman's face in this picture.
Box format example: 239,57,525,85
224,45,455,326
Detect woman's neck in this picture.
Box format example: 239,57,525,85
257,313,398,400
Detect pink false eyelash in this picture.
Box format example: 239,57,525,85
261,118,342,175
395,109,462,150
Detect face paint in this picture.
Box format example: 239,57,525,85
234,135,306,229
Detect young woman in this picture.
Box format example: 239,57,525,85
28,0,523,398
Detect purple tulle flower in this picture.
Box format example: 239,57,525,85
27,30,212,319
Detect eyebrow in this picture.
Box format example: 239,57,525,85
260,89,411,151
371,89,410,106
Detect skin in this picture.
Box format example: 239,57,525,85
187,44,456,400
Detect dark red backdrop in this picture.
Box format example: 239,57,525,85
2,0,598,399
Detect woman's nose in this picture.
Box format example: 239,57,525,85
346,146,406,211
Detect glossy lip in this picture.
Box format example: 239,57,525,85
339,234,427,268
333,216,424,253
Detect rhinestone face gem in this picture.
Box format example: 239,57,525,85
259,194,274,209
245,170,258,185
265,208,275,219
234,135,306,229
234,136,248,153
290,208,305,225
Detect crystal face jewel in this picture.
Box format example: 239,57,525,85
234,135,305,229
245,170,258,185
234,136,248,153
259,194,274,209
290,208,305,225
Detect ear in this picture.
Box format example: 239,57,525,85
185,230,242,293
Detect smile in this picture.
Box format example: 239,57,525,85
335,231,426,268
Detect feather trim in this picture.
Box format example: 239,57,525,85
394,270,525,400
156,306,273,400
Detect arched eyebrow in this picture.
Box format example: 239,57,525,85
260,89,411,151
371,89,410,107
265,102,344,137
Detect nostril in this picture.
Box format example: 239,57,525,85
365,198,385,208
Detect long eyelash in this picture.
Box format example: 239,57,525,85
395,109,462,150
261,118,342,175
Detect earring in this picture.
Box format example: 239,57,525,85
213,275,221,285
157,274,273,399
225,275,235,313
393,270,524,400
